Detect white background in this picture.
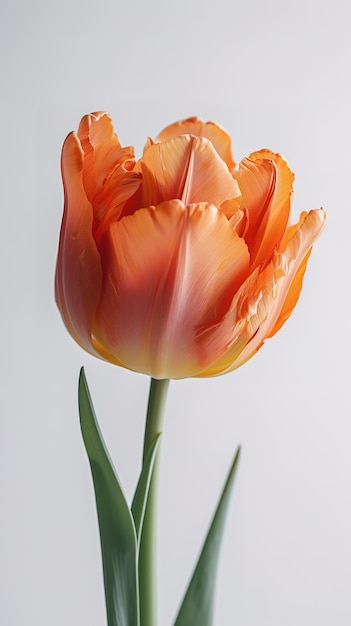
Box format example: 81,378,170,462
1,1,350,625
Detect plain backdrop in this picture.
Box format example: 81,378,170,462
1,1,350,625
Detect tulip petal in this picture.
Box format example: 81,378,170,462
55,132,103,356
246,150,294,267
198,208,326,376
136,135,239,209
225,152,294,269
77,112,141,238
222,157,276,251
93,200,249,379
154,117,236,169
78,112,134,196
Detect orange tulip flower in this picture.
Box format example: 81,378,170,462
55,112,326,379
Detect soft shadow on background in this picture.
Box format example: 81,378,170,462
1,1,349,625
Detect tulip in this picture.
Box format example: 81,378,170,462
55,112,326,379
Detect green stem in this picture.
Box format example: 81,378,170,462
139,378,170,626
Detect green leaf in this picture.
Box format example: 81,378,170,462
173,447,241,626
78,368,139,626
131,435,161,547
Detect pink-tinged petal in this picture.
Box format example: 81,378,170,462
154,117,236,169
93,200,250,379
200,208,326,376
55,132,103,357
135,135,239,208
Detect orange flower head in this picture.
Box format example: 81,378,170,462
55,112,326,379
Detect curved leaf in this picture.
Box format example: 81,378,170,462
174,447,241,626
131,434,161,547
78,368,139,626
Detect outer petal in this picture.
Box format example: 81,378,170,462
197,208,326,376
154,117,236,169
93,200,250,379
55,132,103,356
135,135,239,208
